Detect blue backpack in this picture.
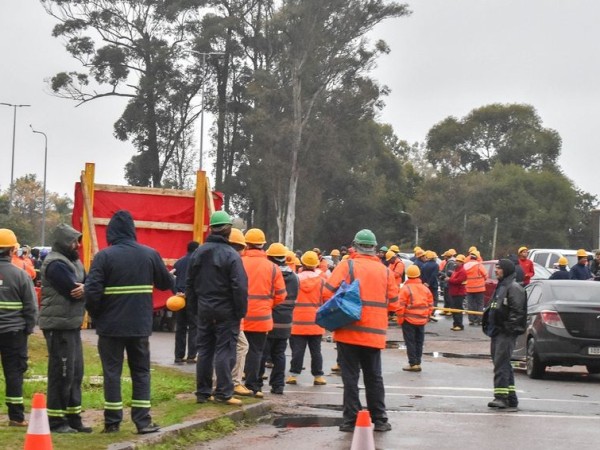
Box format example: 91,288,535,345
316,260,362,331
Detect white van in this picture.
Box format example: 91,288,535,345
527,248,592,272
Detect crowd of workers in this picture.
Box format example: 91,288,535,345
2,214,600,435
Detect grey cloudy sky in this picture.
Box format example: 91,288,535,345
2,0,599,200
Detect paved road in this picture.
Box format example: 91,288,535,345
82,314,600,449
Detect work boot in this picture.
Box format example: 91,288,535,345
270,387,284,395
214,397,243,406
52,424,78,434
338,422,355,432
331,364,341,372
137,423,160,434
402,364,422,372
102,423,120,433
313,376,327,386
196,395,215,404
451,326,464,331
186,357,197,364
174,357,185,365
487,397,509,408
285,375,297,385
8,420,28,427
253,391,264,399
234,384,253,396
373,421,392,432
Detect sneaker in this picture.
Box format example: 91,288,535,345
313,376,327,386
51,424,78,433
234,384,253,396
373,421,392,432
285,376,297,385
487,397,509,408
8,420,28,427
196,395,215,404
338,423,355,432
174,358,185,365
102,423,120,433
253,391,264,399
402,364,422,372
214,397,243,406
451,326,464,331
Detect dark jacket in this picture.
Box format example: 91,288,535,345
421,260,439,291
85,210,174,337
570,262,592,280
269,266,298,340
39,224,85,330
482,273,527,337
185,234,248,322
173,253,193,293
0,255,38,334
549,268,570,280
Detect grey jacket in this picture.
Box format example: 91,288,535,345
0,255,38,334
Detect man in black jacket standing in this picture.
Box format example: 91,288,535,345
85,210,174,434
39,224,91,433
482,259,527,410
186,211,248,405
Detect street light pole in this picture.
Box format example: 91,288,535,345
1,102,31,213
190,51,225,171
30,125,47,247
399,210,418,247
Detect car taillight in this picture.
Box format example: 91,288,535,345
540,310,565,328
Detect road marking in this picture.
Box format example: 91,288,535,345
390,410,600,420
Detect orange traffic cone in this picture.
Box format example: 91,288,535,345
24,393,53,450
350,409,375,450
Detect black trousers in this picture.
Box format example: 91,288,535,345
402,322,425,366
244,331,267,393
0,330,28,422
175,308,198,360
337,342,387,427
195,319,239,401
259,337,288,390
43,329,84,429
289,334,324,376
491,332,518,403
450,295,465,327
98,336,152,430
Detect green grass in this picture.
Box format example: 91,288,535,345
0,333,249,450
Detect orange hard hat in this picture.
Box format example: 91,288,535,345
245,228,266,245
301,251,319,268
266,242,288,257
406,265,421,278
228,228,246,247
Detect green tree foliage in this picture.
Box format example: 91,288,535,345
426,103,561,175
0,175,73,246
410,164,597,257
42,0,205,188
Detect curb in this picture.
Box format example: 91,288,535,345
108,401,273,450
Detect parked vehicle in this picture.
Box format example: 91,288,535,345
481,260,551,306
512,280,600,379
527,248,592,272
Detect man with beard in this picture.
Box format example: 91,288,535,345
482,259,527,410
39,224,91,433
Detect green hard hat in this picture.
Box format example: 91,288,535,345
380,246,388,252
210,211,233,227
354,229,377,246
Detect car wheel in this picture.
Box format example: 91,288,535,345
586,364,600,375
526,338,546,379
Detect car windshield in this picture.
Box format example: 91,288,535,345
550,285,600,301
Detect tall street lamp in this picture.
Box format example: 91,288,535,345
1,102,31,213
30,125,47,247
191,51,225,171
399,210,419,247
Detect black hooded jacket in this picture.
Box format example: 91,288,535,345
85,210,174,337
482,260,527,337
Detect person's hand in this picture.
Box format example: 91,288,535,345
71,283,85,299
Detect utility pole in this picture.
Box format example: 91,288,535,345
1,102,31,213
30,125,48,246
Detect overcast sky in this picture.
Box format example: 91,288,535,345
2,0,600,201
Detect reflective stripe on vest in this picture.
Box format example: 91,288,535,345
104,285,153,295
341,324,386,335
0,301,23,310
248,294,272,300
272,323,292,329
244,315,272,322
362,300,388,308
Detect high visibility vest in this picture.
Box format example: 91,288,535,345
464,260,487,293
241,249,287,332
396,280,433,326
324,255,399,349
389,259,405,285
291,272,325,335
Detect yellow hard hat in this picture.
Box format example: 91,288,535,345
425,250,435,260
330,249,341,257
342,255,349,260
406,265,421,278
285,250,296,263
228,228,246,247
0,229,17,248
415,249,425,258
166,295,186,312
413,246,422,254
294,257,301,266
576,249,588,258
448,248,457,256
244,228,266,245
301,251,319,268
312,247,322,255
455,254,466,263
385,250,396,261
468,246,478,254
518,246,528,254
389,245,400,253
266,242,288,257
558,256,568,266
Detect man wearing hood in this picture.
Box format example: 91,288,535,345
85,210,174,434
482,259,527,410
39,224,91,433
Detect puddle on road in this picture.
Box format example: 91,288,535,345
272,415,344,428
424,351,490,360
385,340,406,349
